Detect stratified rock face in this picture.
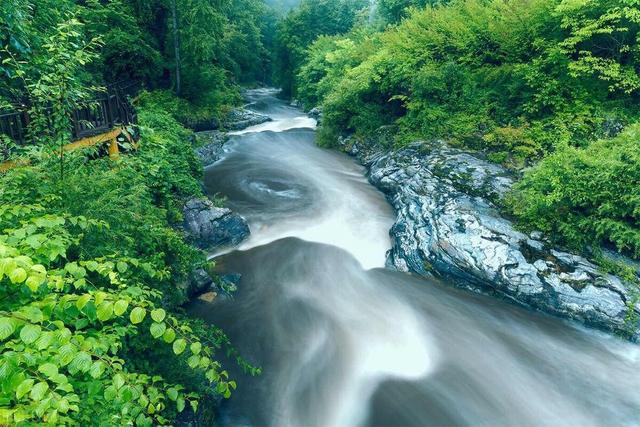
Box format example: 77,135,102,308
224,108,271,130
345,138,640,340
183,199,250,251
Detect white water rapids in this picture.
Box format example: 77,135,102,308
188,89,640,427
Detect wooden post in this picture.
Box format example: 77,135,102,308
108,137,120,159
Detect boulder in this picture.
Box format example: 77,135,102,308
308,107,322,124
183,198,250,251
224,108,271,131
343,136,640,341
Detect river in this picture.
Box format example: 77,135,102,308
188,89,640,427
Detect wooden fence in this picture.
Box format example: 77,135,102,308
0,80,139,146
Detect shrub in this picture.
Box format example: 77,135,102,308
508,124,640,258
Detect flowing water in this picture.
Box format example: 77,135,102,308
189,89,640,427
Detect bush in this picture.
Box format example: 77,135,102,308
294,0,640,164
508,124,640,258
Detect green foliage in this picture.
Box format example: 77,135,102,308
294,0,639,162
556,0,640,94
376,0,447,24
274,0,370,97
0,89,246,424
507,124,640,259
0,205,234,425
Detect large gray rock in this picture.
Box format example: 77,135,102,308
183,198,250,251
342,136,640,341
224,108,271,131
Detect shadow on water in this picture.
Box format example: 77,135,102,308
189,89,640,427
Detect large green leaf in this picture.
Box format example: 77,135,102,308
30,381,49,401
15,379,34,400
172,339,186,355
150,308,166,323
19,324,41,344
150,322,166,339
96,301,114,321
114,300,129,316
129,307,146,324
0,317,17,341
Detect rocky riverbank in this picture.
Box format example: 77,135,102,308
180,105,261,299
339,130,640,341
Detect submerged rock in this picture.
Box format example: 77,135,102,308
224,108,271,130
344,136,640,340
183,198,250,251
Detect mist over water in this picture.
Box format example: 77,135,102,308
189,89,640,427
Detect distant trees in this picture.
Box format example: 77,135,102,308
274,0,369,97
377,0,446,23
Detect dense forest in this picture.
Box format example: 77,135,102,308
1,0,639,425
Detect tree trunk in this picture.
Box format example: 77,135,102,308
172,0,182,96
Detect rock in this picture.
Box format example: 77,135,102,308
190,117,221,133
602,118,625,138
183,198,250,251
188,268,215,296
290,99,302,108
195,130,228,166
198,292,218,303
224,108,271,131
346,135,640,341
308,107,322,124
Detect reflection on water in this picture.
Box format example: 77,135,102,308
190,89,640,427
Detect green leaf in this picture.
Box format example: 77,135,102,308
190,342,202,355
116,261,128,273
129,307,146,324
94,291,107,306
30,381,49,401
176,397,185,413
113,300,129,316
76,294,91,310
172,339,186,355
38,363,58,378
96,301,114,322
187,355,200,369
0,317,17,340
19,324,41,344
69,352,92,374
190,399,199,413
150,308,166,323
167,388,178,401
89,361,106,379
162,328,176,343
9,267,27,284
104,385,117,400
58,343,77,366
25,275,44,292
16,379,34,400
150,322,166,339
113,373,125,390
